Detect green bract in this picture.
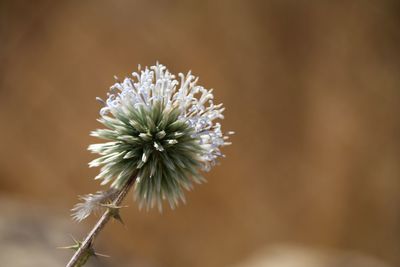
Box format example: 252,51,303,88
89,101,205,210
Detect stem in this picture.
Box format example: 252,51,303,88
66,174,136,267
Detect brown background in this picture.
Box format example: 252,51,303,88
0,1,399,267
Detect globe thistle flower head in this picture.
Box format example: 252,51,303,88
73,63,232,219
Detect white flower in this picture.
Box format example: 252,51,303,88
72,63,232,220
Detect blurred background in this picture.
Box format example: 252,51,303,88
0,0,399,266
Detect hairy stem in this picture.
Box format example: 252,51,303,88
66,174,136,267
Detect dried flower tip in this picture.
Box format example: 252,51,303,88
71,189,118,221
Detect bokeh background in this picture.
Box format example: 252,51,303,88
0,1,399,266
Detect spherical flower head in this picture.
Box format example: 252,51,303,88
86,63,232,212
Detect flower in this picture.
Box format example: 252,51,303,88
72,63,232,220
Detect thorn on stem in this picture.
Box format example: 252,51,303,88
58,235,82,251
59,236,110,266
101,203,127,225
